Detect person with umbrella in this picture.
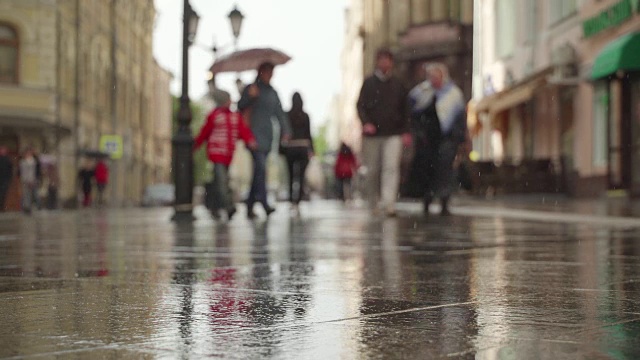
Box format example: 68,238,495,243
238,62,292,219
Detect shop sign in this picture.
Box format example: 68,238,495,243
583,0,640,38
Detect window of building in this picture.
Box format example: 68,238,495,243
549,0,577,24
0,23,18,84
593,83,609,167
495,0,516,58
523,0,537,43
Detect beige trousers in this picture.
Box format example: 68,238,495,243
361,135,403,210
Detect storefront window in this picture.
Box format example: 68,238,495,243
593,83,608,167
0,23,19,84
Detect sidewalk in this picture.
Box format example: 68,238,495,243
455,193,640,218
1,201,640,358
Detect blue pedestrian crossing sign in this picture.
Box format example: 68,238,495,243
99,135,123,160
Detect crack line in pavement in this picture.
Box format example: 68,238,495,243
475,334,581,345
197,301,481,337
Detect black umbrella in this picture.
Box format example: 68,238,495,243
80,150,110,159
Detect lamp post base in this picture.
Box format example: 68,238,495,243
171,126,194,223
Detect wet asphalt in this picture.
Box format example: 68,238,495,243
1,200,639,359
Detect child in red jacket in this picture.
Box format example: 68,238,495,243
194,90,257,219
334,142,358,202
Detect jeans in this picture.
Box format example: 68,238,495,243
247,150,270,210
213,163,234,211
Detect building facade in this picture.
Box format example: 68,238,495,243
473,0,640,197
0,0,172,209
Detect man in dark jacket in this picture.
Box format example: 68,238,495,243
0,146,12,211
357,49,412,216
238,62,291,219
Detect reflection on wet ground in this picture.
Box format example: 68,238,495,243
1,201,640,358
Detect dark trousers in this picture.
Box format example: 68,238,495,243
213,163,234,211
286,151,309,204
0,180,10,211
247,150,270,210
336,177,352,201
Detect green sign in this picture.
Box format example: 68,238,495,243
99,135,123,160
583,0,640,38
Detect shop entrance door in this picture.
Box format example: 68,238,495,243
628,75,640,196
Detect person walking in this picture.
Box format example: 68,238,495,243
78,160,95,208
0,146,13,212
334,142,358,202
45,162,59,210
409,63,467,216
238,62,292,219
19,148,39,214
281,92,314,213
94,159,109,206
194,89,257,220
356,49,412,216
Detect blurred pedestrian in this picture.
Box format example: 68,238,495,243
195,89,257,220
46,162,59,210
33,150,43,210
409,63,467,216
356,49,412,216
19,148,38,214
94,158,109,206
78,160,95,208
0,146,13,211
238,62,292,219
334,142,358,202
281,92,314,213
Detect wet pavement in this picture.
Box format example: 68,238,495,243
1,201,640,359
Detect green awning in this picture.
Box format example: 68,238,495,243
591,32,640,79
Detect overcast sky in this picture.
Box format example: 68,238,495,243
153,0,346,130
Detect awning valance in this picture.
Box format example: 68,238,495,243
475,69,551,117
591,32,640,79
0,115,72,136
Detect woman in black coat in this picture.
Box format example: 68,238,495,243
281,92,314,210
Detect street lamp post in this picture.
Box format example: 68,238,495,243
172,0,199,221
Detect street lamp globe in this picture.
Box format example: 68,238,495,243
187,5,200,44
228,6,244,41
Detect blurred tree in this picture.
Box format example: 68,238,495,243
313,123,329,158
172,96,211,186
